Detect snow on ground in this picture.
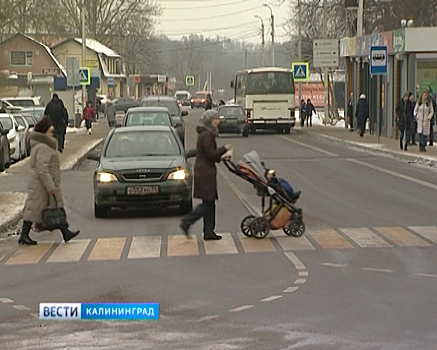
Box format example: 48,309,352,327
0,192,27,229
60,138,104,171
66,127,87,134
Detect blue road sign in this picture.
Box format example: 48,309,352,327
292,62,309,82
107,76,115,87
370,46,387,75
79,67,90,85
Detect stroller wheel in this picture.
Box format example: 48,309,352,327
241,215,255,237
250,217,270,239
284,221,305,237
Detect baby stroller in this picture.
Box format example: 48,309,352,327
223,151,305,239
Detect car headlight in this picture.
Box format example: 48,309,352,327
97,172,118,183
168,169,187,180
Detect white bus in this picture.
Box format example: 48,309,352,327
231,67,296,134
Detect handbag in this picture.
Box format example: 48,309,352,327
42,195,67,231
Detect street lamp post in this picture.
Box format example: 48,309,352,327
255,15,266,67
298,0,302,116
263,3,275,66
81,0,87,108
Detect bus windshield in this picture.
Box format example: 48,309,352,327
246,71,295,95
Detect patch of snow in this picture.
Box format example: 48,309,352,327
0,192,27,228
66,127,87,134
60,138,103,171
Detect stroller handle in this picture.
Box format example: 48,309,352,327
222,158,239,174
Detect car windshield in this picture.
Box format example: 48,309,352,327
105,131,181,158
141,100,179,116
15,116,26,127
0,117,13,129
176,94,188,100
194,94,207,99
6,100,35,107
22,109,44,121
24,116,35,126
220,106,244,116
246,71,295,95
125,112,172,126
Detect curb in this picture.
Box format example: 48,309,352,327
0,139,103,235
308,131,437,167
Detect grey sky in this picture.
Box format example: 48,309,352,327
155,0,289,44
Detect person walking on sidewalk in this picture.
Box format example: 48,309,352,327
305,99,316,127
426,87,437,146
347,93,354,130
414,91,435,152
19,116,80,245
396,93,413,151
300,99,306,127
180,110,231,241
356,94,369,137
83,101,96,135
105,101,116,127
409,93,417,145
44,94,68,152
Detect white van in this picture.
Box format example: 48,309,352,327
0,97,42,108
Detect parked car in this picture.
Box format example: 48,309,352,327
217,105,249,137
140,96,187,146
191,91,212,109
0,120,11,171
0,96,41,108
13,114,31,156
20,107,45,122
111,97,137,114
87,126,195,218
0,114,26,161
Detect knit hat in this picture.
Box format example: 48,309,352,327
360,94,366,99
200,110,219,128
34,115,53,133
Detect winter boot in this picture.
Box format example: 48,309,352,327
60,225,80,243
19,221,37,245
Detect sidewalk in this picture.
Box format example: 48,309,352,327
0,119,109,233
304,124,437,166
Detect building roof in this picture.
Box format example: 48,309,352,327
0,33,67,77
74,38,120,58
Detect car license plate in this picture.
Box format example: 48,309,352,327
126,186,159,195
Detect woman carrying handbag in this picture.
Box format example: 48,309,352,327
19,116,80,245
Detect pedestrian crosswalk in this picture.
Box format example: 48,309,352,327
2,226,437,266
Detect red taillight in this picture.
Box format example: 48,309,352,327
243,118,248,123
246,110,251,118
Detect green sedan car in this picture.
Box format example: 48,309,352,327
88,126,194,218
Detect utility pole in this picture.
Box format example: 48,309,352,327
323,0,329,124
263,3,274,66
244,49,248,68
298,0,302,114
81,0,86,108
255,15,266,67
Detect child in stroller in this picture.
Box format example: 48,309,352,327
262,164,301,203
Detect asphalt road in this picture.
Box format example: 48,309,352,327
0,108,436,350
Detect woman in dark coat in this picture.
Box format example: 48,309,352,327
180,110,231,240
396,92,413,151
356,94,369,137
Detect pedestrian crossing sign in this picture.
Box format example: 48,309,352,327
186,75,195,86
79,67,90,85
292,62,309,82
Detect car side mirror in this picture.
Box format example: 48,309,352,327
181,111,188,116
186,149,196,158
87,151,100,161
114,122,121,128
17,125,25,131
174,121,183,128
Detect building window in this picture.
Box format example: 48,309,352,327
10,51,33,66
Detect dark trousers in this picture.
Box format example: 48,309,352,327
400,129,410,149
182,200,216,237
85,120,93,130
54,125,66,151
306,115,312,127
358,119,366,136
